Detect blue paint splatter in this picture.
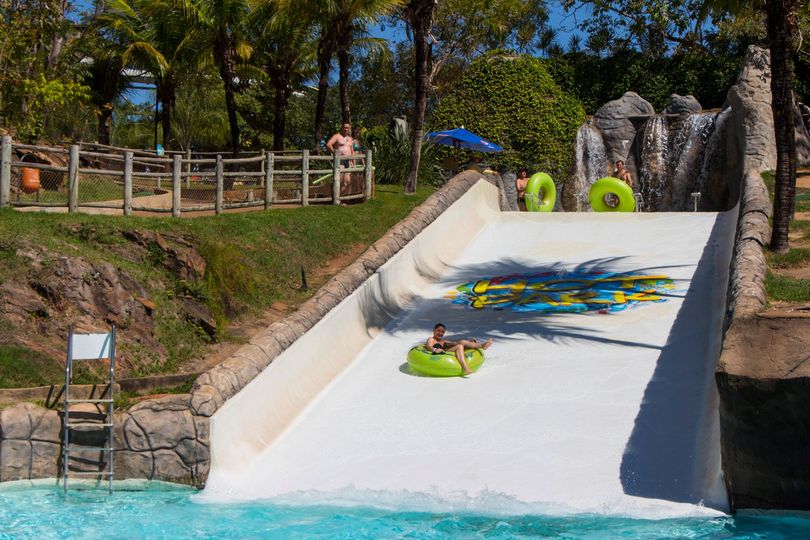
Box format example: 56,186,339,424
448,271,678,314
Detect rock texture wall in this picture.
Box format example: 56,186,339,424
593,91,655,183
0,171,490,487
716,45,810,511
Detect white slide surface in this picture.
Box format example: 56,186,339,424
203,183,736,517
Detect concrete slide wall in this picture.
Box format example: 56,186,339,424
209,180,501,476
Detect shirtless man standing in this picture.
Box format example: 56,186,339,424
326,123,354,194
614,160,633,188
426,323,493,376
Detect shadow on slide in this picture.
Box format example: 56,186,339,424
619,213,732,508
391,256,690,351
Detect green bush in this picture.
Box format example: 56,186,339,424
430,51,585,181
544,50,742,114
364,121,443,187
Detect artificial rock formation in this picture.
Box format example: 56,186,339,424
593,91,655,182
716,317,810,510
716,45,810,511
0,403,61,481
663,94,702,115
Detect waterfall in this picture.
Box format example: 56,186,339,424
571,123,608,211
638,115,670,211
565,107,730,213
695,108,731,204
669,113,716,210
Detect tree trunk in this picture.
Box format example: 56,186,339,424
766,0,798,254
404,1,435,195
45,0,68,72
216,39,241,157
273,81,289,152
158,78,175,150
313,26,336,153
98,103,113,146
336,21,353,125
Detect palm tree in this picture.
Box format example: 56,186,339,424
171,76,230,150
401,0,437,194
99,0,193,148
178,0,252,156
278,0,400,151
274,0,337,152
702,0,800,252
331,0,404,125
763,0,800,253
78,32,131,145
250,0,317,150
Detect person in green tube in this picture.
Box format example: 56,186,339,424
426,323,493,376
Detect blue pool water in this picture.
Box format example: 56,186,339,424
2,484,810,539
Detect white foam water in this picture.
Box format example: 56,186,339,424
571,123,609,210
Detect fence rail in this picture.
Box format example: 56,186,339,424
0,136,373,217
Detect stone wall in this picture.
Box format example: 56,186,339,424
0,172,490,487
716,46,810,511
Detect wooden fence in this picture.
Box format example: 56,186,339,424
0,136,373,216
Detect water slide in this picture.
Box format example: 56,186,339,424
202,180,736,517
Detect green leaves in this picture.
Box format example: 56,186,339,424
18,76,91,142
430,51,585,181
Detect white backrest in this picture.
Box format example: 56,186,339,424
70,332,113,361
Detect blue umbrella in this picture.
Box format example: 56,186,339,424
425,127,503,153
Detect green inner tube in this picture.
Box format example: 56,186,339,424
525,172,556,212
589,177,635,212
407,346,485,377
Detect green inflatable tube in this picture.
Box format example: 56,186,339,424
407,346,485,377
589,177,635,212
525,172,556,212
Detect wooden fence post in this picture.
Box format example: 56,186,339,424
185,149,191,188
68,144,79,213
260,148,266,187
0,135,11,208
215,154,223,215
364,148,373,201
332,151,340,205
172,154,181,217
123,151,133,216
264,152,273,210
301,149,309,207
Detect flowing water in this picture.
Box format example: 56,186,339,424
2,483,810,539
695,108,732,204
638,115,670,211
570,109,729,212
669,113,717,210
570,123,608,211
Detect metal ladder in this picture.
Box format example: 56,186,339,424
62,325,116,493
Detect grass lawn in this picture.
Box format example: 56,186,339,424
761,170,810,303
0,184,435,386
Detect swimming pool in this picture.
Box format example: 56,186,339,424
1,483,809,539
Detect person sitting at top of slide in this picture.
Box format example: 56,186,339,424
614,160,633,188
426,323,493,376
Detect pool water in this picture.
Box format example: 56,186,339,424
2,484,810,539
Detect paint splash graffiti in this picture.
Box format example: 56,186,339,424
447,271,678,314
